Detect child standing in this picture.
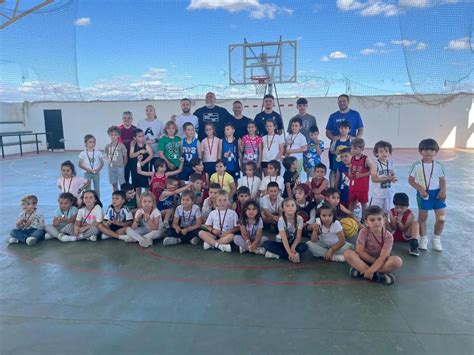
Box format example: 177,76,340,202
99,190,133,240
311,163,329,204
58,190,103,242
78,134,104,198
118,111,136,184
181,122,202,181
261,120,285,175
129,128,154,198
307,203,353,262
57,160,88,204
260,160,284,196
201,123,221,176
221,123,240,181
261,182,284,232
233,200,268,255
237,161,261,199
163,190,202,246
210,160,236,197
285,117,308,177
388,193,420,256
240,121,262,171
370,140,397,213
158,121,182,171
263,198,308,262
334,148,352,208
8,195,45,246
198,190,239,253
45,193,78,240
104,126,128,191
305,126,324,182
348,138,374,214
282,156,299,198
408,138,446,251
330,120,351,187
344,205,402,285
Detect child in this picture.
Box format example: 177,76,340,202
284,117,308,177
305,126,324,182
78,134,104,198
240,121,262,171
181,122,202,181
118,111,136,184
263,198,308,262
121,182,139,215
261,119,285,175
210,160,236,197
237,161,261,199
45,193,78,240
57,160,88,204
370,140,397,213
163,190,202,246
233,200,268,255
198,190,239,252
104,126,128,191
138,157,183,204
408,138,446,251
232,186,251,216
130,128,154,198
311,163,329,204
125,191,163,247
294,184,317,236
99,190,133,240
388,193,420,256
201,123,221,176
325,188,355,220
261,182,283,232
58,190,103,242
190,158,209,201
189,173,204,205
8,195,45,246
282,156,299,198
348,138,374,213
344,205,403,285
221,123,240,181
307,203,353,262
330,120,351,187
158,120,182,171
157,177,193,228
201,183,221,220
260,160,284,196
334,148,352,208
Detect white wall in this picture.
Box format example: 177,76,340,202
1,94,473,153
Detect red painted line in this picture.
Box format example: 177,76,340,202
252,105,258,107
288,104,294,107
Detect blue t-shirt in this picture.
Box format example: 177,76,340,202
53,206,78,229
326,109,364,137
337,164,350,203
254,111,284,136
182,138,199,169
332,138,351,172
194,105,232,140
305,140,325,169
221,137,239,172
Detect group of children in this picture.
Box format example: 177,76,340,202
7,102,448,286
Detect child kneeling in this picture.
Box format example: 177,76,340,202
344,205,402,285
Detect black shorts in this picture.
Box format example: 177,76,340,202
109,224,122,232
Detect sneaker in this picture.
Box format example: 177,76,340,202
432,237,443,251
409,239,420,256
218,244,232,253
419,236,428,250
163,221,170,229
26,237,37,246
190,237,200,245
265,251,280,259
239,246,247,254
101,234,111,240
331,254,345,262
138,238,153,248
87,235,97,242
59,234,77,242
163,237,180,246
203,242,212,250
118,234,133,242
254,247,266,255
7,237,19,244
374,272,395,285
349,267,363,278
44,233,54,240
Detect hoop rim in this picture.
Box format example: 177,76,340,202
250,75,271,84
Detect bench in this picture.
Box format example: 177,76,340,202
0,132,54,158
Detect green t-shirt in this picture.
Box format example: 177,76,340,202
157,135,181,168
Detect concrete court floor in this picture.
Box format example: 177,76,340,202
0,150,472,355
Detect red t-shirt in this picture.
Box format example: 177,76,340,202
350,154,370,191
119,124,136,152
390,208,413,242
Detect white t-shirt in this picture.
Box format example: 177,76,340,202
135,208,162,229
371,159,395,198
104,206,133,222
409,160,445,191
137,119,164,155
317,218,343,246
262,134,285,162
237,176,261,198
78,150,103,171
260,176,285,195
76,205,103,225
261,195,284,214
276,215,304,243
176,114,199,137
174,204,201,228
57,176,88,200
285,133,307,160
205,208,238,233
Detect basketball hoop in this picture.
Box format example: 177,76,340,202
251,75,270,95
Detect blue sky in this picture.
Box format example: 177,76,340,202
0,0,472,101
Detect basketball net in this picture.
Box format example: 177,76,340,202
251,75,270,96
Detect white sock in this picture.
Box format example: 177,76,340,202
214,242,219,249
60,235,77,242
420,235,427,239
433,235,441,239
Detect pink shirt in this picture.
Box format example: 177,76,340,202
356,227,393,258
241,135,262,163
202,136,221,163
57,176,88,201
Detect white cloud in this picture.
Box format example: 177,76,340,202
336,0,366,11
320,56,329,62
141,67,168,80
187,0,292,19
329,51,348,59
374,41,385,48
337,1,398,16
391,39,418,47
74,17,91,26
445,36,471,50
361,48,386,55
398,0,430,7
415,42,428,50
404,82,411,86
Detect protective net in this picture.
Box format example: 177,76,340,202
0,0,472,103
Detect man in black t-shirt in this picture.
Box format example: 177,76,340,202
194,92,233,140
254,94,284,136
229,100,252,140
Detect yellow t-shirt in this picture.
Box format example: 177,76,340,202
210,172,234,192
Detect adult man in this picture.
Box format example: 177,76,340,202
230,100,252,140
287,98,317,141
194,92,232,140
254,94,284,136
326,94,364,183
175,98,199,137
